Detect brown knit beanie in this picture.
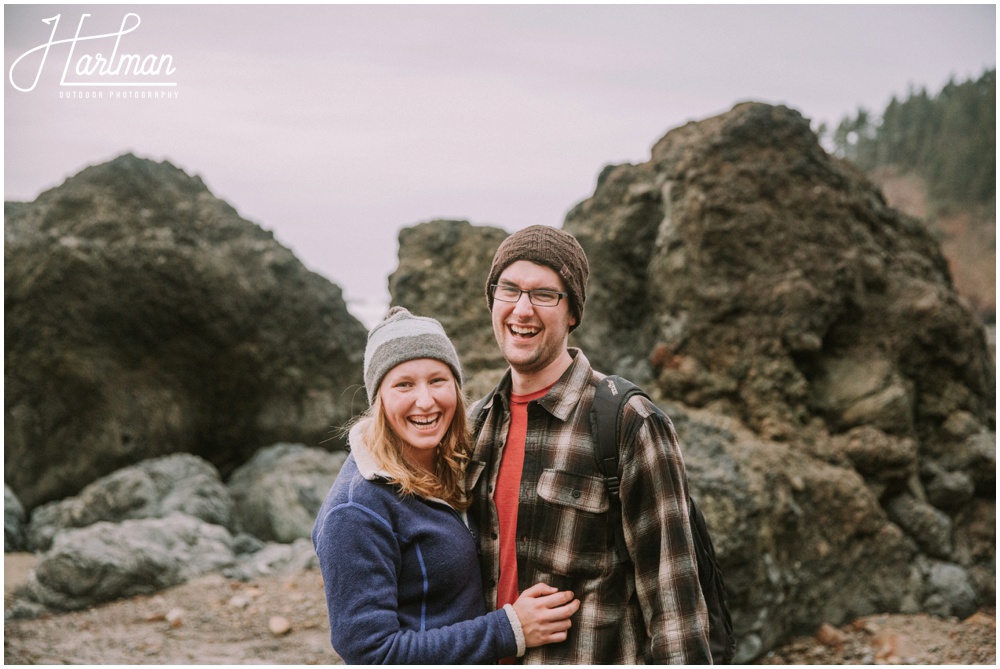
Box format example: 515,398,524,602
485,225,589,331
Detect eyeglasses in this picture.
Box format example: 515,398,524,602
490,284,567,307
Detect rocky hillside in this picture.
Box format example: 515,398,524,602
4,155,367,509
390,103,995,662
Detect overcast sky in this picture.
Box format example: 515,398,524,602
5,4,995,326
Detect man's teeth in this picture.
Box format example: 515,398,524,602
510,325,539,336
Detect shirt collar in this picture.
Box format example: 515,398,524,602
478,348,592,422
535,348,591,422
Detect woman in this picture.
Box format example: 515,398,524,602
312,307,579,664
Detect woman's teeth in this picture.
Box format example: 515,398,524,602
409,415,439,429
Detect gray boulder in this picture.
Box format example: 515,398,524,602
5,484,26,552
26,453,234,552
923,463,976,511
5,154,366,509
227,443,347,542
951,498,996,602
832,426,918,497
224,537,318,581
921,560,979,619
19,513,236,610
885,494,954,560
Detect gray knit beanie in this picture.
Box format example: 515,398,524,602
485,225,589,331
363,306,463,403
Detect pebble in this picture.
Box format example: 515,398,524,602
165,608,185,628
268,615,291,636
227,595,251,609
816,622,846,651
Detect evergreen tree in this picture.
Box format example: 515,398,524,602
831,69,995,211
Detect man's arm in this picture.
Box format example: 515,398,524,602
619,396,712,664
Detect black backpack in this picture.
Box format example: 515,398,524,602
592,375,736,664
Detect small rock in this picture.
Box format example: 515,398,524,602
816,622,846,651
165,607,185,628
871,629,915,664
268,615,291,636
963,611,995,628
227,594,251,609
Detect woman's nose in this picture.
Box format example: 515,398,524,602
413,383,435,408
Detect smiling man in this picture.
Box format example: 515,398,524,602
467,225,712,664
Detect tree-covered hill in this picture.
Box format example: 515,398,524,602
825,69,995,323
831,69,995,212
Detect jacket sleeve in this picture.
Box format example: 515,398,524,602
619,397,712,664
313,499,519,664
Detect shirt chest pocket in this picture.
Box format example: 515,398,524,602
537,469,610,513
532,469,615,576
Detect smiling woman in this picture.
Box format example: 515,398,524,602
311,306,581,664
378,358,459,473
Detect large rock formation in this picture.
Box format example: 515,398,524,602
5,154,367,509
564,102,993,445
389,220,509,399
388,103,995,660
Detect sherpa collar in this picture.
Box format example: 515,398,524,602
348,419,461,515
348,420,390,481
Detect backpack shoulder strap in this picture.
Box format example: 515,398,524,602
592,376,737,663
592,374,648,481
591,374,647,562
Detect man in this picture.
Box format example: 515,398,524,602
467,225,712,664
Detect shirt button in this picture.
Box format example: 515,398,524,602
491,533,498,540
572,490,582,498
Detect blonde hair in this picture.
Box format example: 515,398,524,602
358,378,472,510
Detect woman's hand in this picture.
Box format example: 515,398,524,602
511,583,581,647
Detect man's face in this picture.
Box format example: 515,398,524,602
491,260,576,376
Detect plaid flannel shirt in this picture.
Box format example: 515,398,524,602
467,349,711,664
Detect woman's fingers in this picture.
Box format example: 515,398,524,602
521,582,558,598
535,589,577,610
543,599,580,622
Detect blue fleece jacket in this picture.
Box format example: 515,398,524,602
312,423,520,664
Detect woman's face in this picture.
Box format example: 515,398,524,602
378,358,458,471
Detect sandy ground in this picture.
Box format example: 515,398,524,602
4,552,995,665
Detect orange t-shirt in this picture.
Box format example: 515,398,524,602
495,385,553,613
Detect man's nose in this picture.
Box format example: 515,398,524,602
512,291,534,315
